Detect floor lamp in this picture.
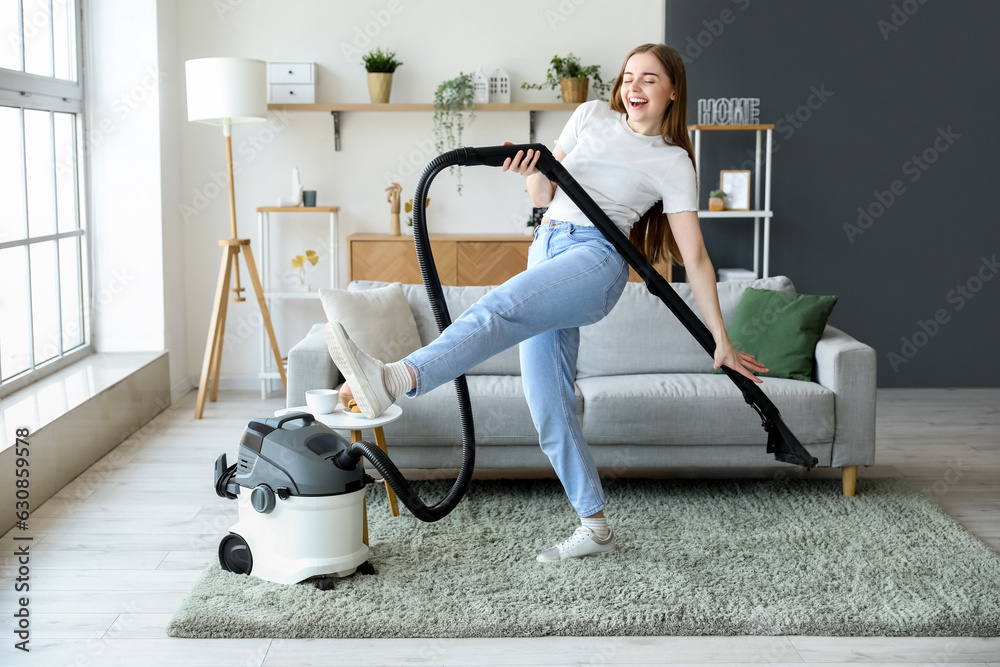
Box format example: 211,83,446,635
186,57,287,419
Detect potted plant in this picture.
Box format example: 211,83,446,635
362,47,403,104
709,189,727,212
521,53,611,103
433,72,477,194
290,250,319,290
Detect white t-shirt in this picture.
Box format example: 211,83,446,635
543,100,699,235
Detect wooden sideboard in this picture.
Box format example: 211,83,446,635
347,233,671,286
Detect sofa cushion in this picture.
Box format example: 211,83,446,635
349,281,522,376
577,373,834,446
714,287,838,382
318,283,421,363
577,276,797,378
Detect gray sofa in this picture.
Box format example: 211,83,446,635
286,276,876,496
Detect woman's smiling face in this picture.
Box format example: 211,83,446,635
620,51,676,135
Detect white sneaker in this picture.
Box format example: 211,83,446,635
324,322,394,419
536,525,616,562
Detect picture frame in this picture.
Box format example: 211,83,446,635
720,170,751,211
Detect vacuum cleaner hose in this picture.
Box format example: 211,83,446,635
334,149,477,523
334,142,815,524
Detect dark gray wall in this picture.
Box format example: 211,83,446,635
665,0,999,388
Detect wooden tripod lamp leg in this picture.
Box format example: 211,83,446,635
195,245,236,419
210,242,240,403
241,242,287,391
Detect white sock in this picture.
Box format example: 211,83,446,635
581,516,610,540
382,361,414,398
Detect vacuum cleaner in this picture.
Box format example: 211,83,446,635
214,143,818,587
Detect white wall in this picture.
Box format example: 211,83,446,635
168,0,664,393
155,0,190,401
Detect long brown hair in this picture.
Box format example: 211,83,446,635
608,43,698,267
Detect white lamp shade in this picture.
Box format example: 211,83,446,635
185,57,267,124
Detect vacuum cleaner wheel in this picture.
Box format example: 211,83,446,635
314,577,336,591
218,533,253,575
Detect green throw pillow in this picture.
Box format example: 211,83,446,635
713,287,838,382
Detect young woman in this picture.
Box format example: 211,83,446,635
327,43,768,563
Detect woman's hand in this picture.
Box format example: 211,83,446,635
713,335,768,383
499,140,542,177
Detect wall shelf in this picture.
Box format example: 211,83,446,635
267,102,581,112
687,124,774,278
267,102,583,150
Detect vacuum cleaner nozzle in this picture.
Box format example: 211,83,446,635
333,447,363,471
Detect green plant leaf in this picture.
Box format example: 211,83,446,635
361,47,403,73
433,73,478,195
521,53,611,100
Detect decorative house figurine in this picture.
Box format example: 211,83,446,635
489,67,510,103
472,68,490,104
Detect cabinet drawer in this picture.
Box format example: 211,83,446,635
270,84,315,104
350,240,457,285
268,62,313,84
456,241,529,285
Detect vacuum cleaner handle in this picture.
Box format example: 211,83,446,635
463,143,561,172
265,411,315,430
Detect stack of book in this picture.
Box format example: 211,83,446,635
717,268,757,282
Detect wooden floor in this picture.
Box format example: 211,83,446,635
1,387,998,666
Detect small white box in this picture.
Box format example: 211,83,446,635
717,267,757,282
268,62,315,103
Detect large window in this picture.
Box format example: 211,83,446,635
0,0,89,397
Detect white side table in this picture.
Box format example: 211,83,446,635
276,405,402,546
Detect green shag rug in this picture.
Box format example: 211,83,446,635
167,476,1000,638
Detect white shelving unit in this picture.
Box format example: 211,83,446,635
687,124,775,278
255,205,340,398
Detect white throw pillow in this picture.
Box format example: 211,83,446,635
317,283,422,363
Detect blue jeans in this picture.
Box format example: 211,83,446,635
402,221,630,516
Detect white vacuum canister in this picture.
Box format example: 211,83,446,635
228,486,369,585
215,412,375,586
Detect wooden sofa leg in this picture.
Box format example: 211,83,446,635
842,466,858,497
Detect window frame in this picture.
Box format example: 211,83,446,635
0,0,92,399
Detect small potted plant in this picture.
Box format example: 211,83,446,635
709,189,727,212
290,250,318,290
362,47,403,104
521,53,611,103
433,72,477,193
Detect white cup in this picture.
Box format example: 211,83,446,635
305,389,339,415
